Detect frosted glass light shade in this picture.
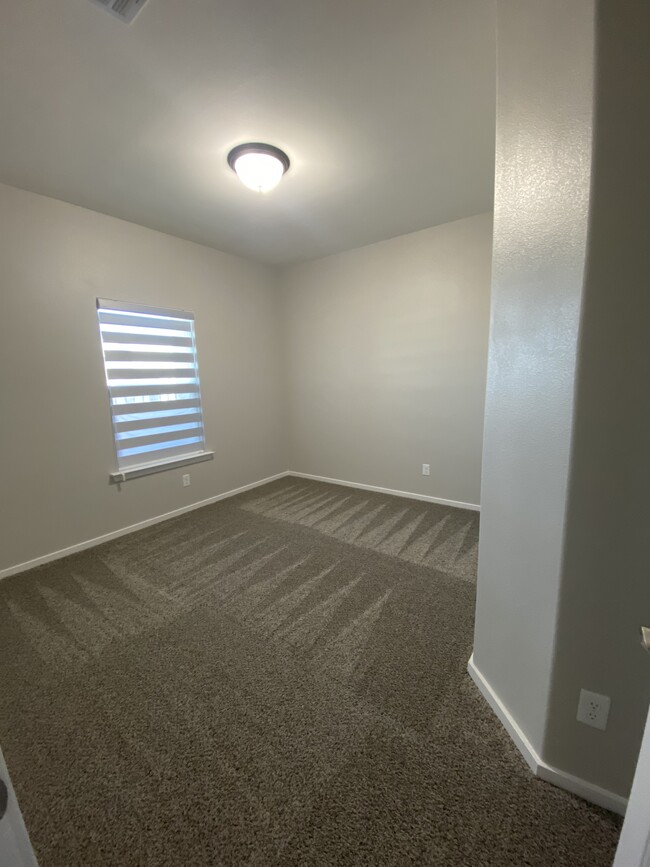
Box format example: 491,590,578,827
227,143,290,193
233,152,284,192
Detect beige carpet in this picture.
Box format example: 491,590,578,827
0,477,621,866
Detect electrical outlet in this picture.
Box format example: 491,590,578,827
576,689,610,731
422,463,430,476
182,474,191,487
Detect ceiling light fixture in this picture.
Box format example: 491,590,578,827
227,143,290,193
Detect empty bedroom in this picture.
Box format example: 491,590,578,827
1,1,649,866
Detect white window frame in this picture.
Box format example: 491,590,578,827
97,298,213,482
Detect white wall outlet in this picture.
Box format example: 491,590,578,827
182,474,191,487
576,689,610,731
422,463,430,476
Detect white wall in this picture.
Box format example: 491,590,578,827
472,0,595,754
0,183,287,574
282,214,492,507
0,188,491,576
473,0,650,804
544,0,650,798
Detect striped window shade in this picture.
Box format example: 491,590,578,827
97,299,212,480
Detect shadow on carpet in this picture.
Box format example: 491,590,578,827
0,478,621,865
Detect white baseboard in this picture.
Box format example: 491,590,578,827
0,471,291,581
467,653,539,774
467,654,627,816
1,470,477,580
286,471,480,512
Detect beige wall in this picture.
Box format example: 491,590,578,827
282,213,492,507
0,183,287,574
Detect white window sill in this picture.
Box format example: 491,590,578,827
109,450,214,483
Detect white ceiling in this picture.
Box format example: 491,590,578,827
0,0,496,266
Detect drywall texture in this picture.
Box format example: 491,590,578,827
0,187,491,575
282,214,492,506
472,0,595,752
544,0,650,797
0,183,287,573
474,0,650,802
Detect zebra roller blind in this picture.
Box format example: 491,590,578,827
97,298,208,472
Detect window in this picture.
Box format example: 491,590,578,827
97,298,213,482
